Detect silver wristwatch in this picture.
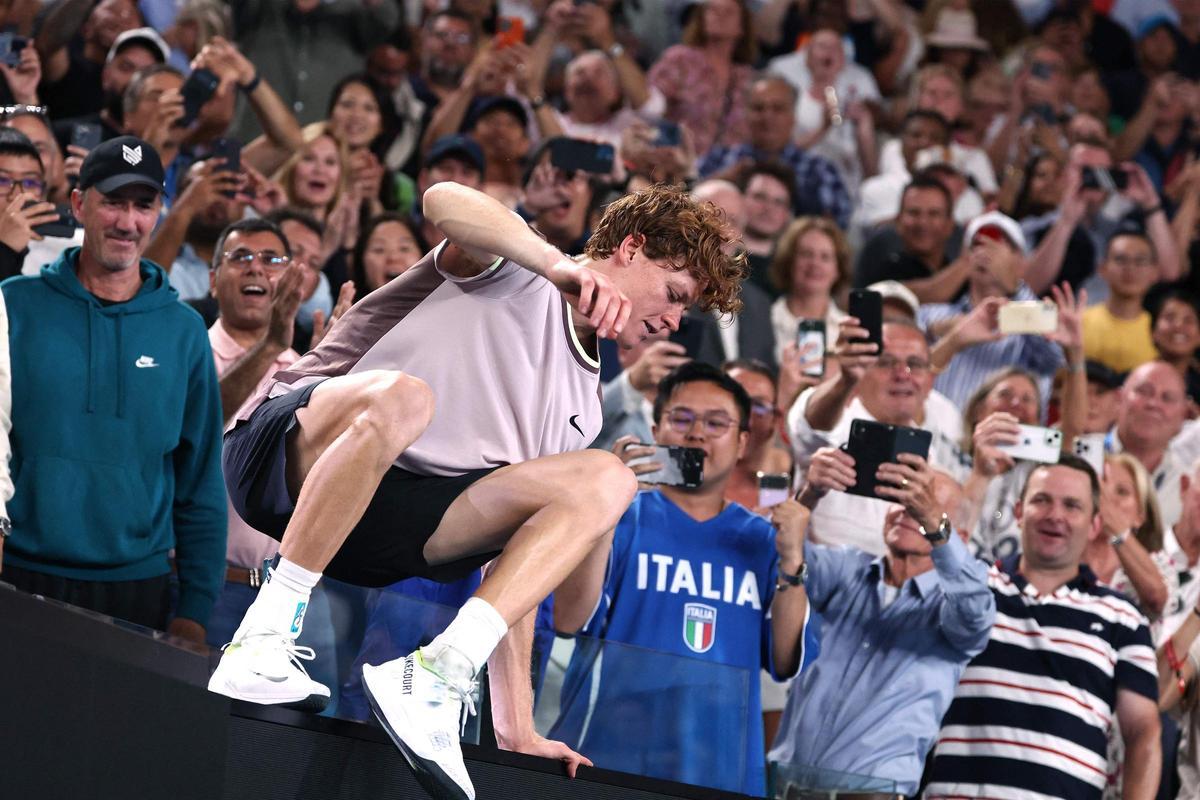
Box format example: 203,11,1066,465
919,513,952,545
0,517,11,538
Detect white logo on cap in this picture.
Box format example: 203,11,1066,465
122,145,143,166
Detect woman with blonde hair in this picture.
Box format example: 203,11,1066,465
768,216,851,361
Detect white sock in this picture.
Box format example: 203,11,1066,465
424,597,509,678
235,557,322,641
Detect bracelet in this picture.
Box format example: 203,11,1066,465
239,72,261,94
1066,361,1084,373
1143,204,1163,216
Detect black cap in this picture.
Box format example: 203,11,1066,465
1085,359,1123,391
425,134,485,174
465,95,528,131
78,136,165,195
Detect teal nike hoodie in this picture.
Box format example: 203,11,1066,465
2,248,226,626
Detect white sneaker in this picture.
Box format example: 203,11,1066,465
207,629,331,712
362,649,477,800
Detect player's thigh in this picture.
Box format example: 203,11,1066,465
285,370,433,493
422,449,636,565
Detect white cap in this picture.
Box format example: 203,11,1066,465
964,210,1027,254
867,280,921,319
107,27,170,65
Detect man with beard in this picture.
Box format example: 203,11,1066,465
145,158,247,301
35,0,144,120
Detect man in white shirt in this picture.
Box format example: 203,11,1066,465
1106,361,1200,530
787,319,963,555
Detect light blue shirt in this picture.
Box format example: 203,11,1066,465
168,242,212,302
767,534,995,795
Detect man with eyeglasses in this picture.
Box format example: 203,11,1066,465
0,135,225,643
0,127,76,282
550,361,810,796
788,319,965,556
1083,231,1163,374
768,446,993,797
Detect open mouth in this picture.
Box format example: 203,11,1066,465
240,285,268,297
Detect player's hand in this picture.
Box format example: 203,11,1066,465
503,734,594,778
972,411,1019,477
874,453,941,532
806,446,857,496
612,435,661,476
548,258,631,339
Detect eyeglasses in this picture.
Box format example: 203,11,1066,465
873,354,931,374
221,249,291,270
750,400,776,418
664,407,738,437
0,175,44,194
431,30,472,46
1110,254,1154,269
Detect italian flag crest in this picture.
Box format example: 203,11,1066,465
683,603,717,653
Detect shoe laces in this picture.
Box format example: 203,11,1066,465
418,652,478,737
224,631,317,679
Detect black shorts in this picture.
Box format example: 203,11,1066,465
223,380,501,587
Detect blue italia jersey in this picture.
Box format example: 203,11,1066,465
549,490,783,797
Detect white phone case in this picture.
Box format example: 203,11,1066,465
997,424,1063,464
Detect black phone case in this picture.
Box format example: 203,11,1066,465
848,289,883,352
840,419,932,499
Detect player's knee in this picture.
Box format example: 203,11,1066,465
584,450,638,517
363,372,434,444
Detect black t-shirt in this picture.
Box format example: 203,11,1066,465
1025,220,1096,293
39,43,103,121
745,251,779,300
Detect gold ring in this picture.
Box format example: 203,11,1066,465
901,478,909,488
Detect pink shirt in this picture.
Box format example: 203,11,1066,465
209,320,299,569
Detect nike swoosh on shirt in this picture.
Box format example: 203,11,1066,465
569,415,584,437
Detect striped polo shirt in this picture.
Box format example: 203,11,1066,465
926,556,1157,800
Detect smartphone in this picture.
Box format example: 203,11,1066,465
839,418,932,499
668,314,705,356
70,123,102,153
209,137,241,198
0,33,28,69
1072,433,1105,475
847,289,883,353
998,300,1058,335
626,444,704,488
1081,166,1129,193
757,472,791,509
549,137,615,175
796,319,825,378
653,120,681,148
26,202,78,239
997,424,1063,464
176,67,220,128
494,16,525,49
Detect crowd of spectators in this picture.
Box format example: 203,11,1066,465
8,0,1200,798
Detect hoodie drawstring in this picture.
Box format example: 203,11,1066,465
115,311,125,419
86,304,98,413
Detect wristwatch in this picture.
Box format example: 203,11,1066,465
0,517,11,538
776,560,808,590
919,513,952,545
607,42,625,59
1111,529,1129,548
